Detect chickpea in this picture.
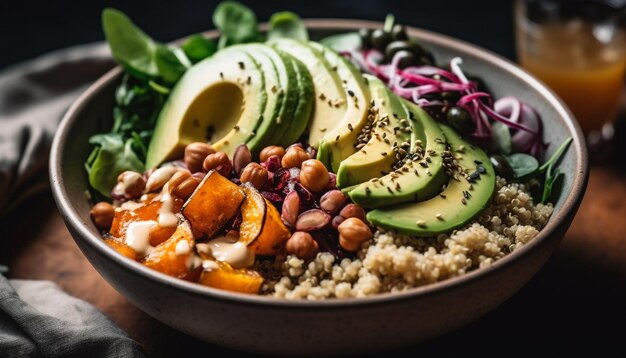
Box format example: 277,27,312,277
240,163,269,189
339,204,366,221
115,171,146,199
285,231,319,260
184,142,215,173
337,218,372,252
281,146,309,168
202,152,232,177
90,201,115,230
299,159,329,193
260,145,286,162
165,170,191,194
171,176,202,200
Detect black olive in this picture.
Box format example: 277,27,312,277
371,29,393,52
441,91,460,103
385,40,424,61
359,28,373,49
391,24,408,41
446,107,475,134
395,50,418,69
490,154,515,179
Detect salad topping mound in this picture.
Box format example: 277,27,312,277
87,2,570,297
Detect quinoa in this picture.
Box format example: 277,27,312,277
261,177,553,299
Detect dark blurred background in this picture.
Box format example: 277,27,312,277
0,0,515,70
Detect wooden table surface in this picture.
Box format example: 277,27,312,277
2,162,625,356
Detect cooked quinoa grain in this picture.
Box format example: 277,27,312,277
261,178,553,299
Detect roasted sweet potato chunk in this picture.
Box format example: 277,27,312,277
198,260,263,294
182,171,245,238
239,184,290,255
143,221,196,278
109,199,183,246
104,238,137,261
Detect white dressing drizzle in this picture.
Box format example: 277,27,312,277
145,167,179,192
120,200,143,211
207,236,255,269
125,221,156,256
158,193,179,228
202,260,219,272
175,239,191,255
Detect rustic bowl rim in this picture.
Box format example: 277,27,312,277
50,19,588,309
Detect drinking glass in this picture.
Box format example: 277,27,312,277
515,0,626,140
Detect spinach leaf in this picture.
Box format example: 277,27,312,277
320,32,362,52
538,137,573,174
506,153,538,178
213,1,260,48
268,11,308,41
542,168,563,204
182,34,217,63
86,134,145,197
491,121,512,154
102,8,159,81
154,44,188,83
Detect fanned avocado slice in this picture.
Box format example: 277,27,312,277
276,54,314,146
146,45,267,168
348,99,448,208
336,75,411,188
309,42,371,172
269,39,347,148
234,44,297,153
366,124,496,236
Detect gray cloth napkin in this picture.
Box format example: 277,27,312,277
0,44,145,357
0,275,145,357
0,42,113,215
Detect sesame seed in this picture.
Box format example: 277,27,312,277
319,93,326,100
272,85,277,93
381,152,388,156
234,125,240,131
238,61,245,69
320,127,327,132
416,220,427,228
436,213,444,221
348,123,354,131
387,186,393,193
219,72,224,79
347,90,355,97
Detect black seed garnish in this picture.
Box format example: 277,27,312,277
463,191,470,199
336,135,341,141
365,187,371,194
477,165,486,174
238,61,245,69
469,171,480,181
348,123,354,131
409,111,415,119
419,162,428,168
387,186,393,193
440,193,447,198
234,125,240,131
348,90,355,97
219,72,224,79
393,112,398,118
474,160,483,165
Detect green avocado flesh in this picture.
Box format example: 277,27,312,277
269,39,347,148
280,54,314,146
240,44,299,151
366,124,496,236
336,75,410,188
348,99,448,208
146,46,266,168
309,42,371,172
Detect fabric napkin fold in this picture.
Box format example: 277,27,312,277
0,42,113,215
0,44,146,357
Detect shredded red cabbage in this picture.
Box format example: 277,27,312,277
341,49,547,157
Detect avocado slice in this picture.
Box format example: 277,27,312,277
277,55,314,146
366,124,496,236
336,75,411,188
269,39,347,149
146,45,267,168
348,99,448,208
230,44,295,154
309,42,371,172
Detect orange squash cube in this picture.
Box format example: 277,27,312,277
143,220,196,278
198,260,263,294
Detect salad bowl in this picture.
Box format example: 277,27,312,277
50,19,588,355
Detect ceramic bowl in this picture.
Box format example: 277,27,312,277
50,20,588,355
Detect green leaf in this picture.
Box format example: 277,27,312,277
182,34,217,63
213,1,260,47
491,121,512,154
542,168,563,204
506,153,539,178
102,8,159,80
154,44,187,83
539,137,573,175
267,11,308,41
320,32,362,52
86,134,145,197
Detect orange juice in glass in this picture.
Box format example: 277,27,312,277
515,0,626,133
